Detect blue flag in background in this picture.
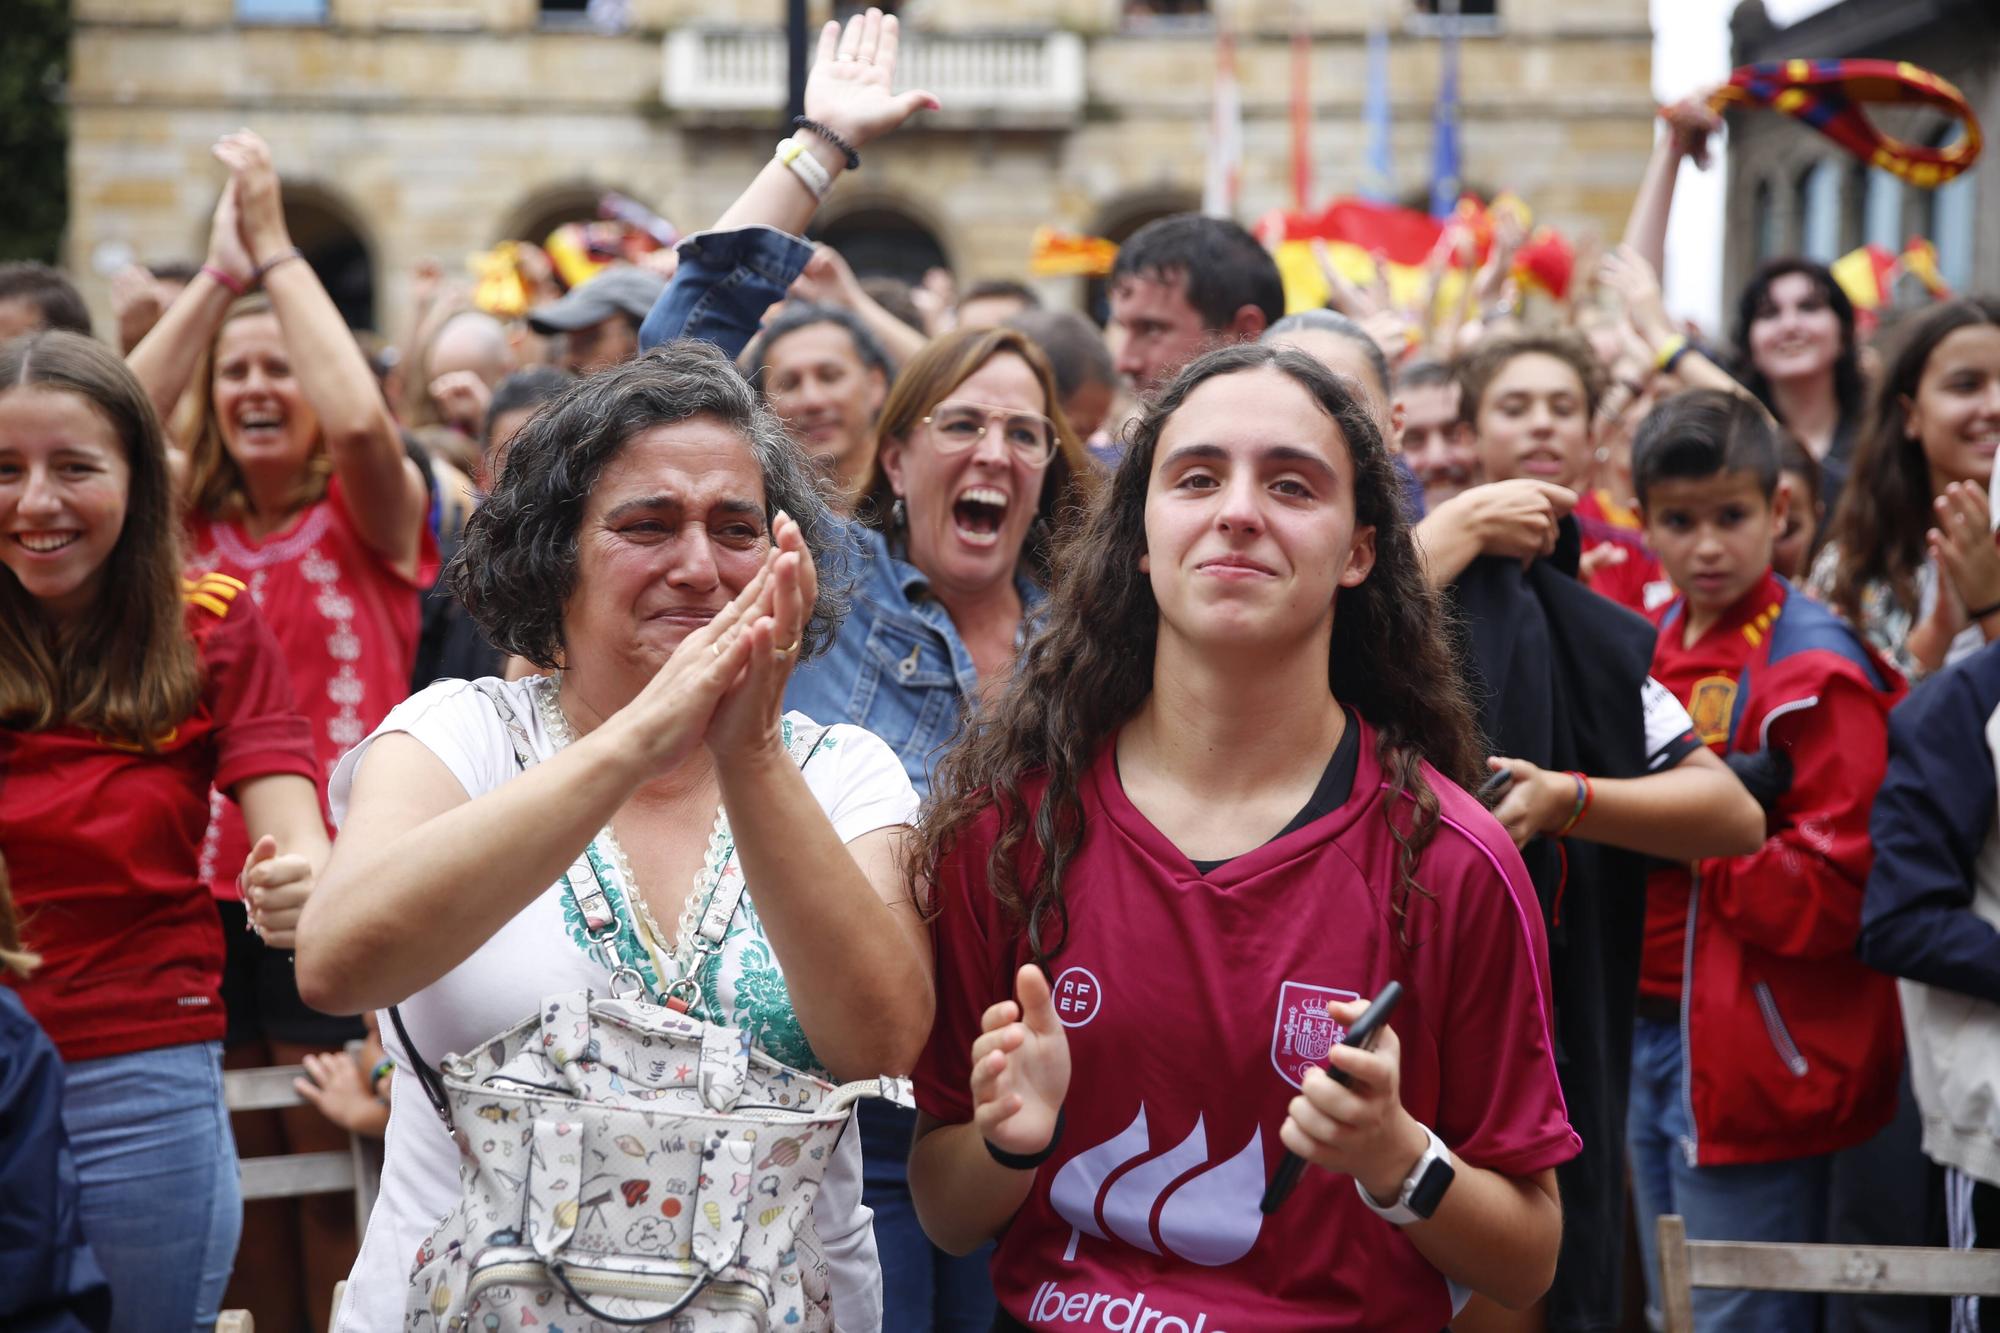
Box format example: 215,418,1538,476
1362,21,1393,202
1428,12,1462,218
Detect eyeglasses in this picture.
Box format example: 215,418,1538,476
920,401,1058,467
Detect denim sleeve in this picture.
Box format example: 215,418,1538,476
638,225,817,360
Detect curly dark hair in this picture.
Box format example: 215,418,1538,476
1822,297,2000,625
452,339,851,669
1731,258,1866,428
912,342,1483,965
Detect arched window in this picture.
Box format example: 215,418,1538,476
1085,193,1203,325
281,188,375,332
811,206,951,288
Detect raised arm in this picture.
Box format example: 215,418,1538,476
1622,95,1721,276
638,8,937,357
126,176,258,448
217,130,428,575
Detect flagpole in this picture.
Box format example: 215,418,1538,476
1290,1,1312,214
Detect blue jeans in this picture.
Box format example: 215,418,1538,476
1627,1016,1684,1330
1630,1014,1835,1333
61,1042,241,1333
860,1102,995,1332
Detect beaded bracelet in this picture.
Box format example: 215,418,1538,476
792,116,860,170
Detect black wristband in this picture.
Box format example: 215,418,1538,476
1969,596,2000,621
984,1107,1064,1171
792,117,861,170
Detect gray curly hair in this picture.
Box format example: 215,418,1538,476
451,339,852,669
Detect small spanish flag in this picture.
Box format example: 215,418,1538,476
1029,228,1120,278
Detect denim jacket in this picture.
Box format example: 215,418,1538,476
787,525,1045,798
638,225,816,360
642,225,1044,795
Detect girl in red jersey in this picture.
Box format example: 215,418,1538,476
907,342,1579,1331
128,129,435,1326
0,331,325,1332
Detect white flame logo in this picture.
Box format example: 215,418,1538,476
1047,1104,1265,1266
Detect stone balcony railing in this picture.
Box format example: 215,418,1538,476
662,27,1085,128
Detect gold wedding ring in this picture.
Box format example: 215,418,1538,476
774,639,800,656
711,642,723,658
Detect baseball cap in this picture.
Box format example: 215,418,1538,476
527,265,667,335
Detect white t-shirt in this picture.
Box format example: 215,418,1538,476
327,676,919,1333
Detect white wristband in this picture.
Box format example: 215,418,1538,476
775,137,832,201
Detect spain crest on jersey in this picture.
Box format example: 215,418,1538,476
1271,981,1358,1089
1688,675,1738,746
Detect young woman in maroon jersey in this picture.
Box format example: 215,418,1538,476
907,342,1578,1331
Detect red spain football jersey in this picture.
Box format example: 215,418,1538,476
916,717,1580,1332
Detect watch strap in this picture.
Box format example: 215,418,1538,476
1354,1122,1455,1225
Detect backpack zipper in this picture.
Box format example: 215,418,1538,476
465,1257,769,1317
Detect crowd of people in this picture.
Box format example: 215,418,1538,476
3,11,1998,1333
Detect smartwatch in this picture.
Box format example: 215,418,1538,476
1355,1122,1456,1225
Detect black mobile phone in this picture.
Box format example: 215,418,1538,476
1478,768,1514,806
1260,980,1405,1214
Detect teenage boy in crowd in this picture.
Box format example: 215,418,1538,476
1425,336,1765,1333
1106,213,1285,395
1626,389,1906,1333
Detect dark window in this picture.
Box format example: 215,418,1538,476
1124,0,1211,19
1413,0,1498,16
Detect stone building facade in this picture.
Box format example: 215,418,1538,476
1722,0,1998,313
69,0,1655,336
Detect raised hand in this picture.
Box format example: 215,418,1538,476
1279,996,1428,1203
241,834,315,950
428,369,492,436
212,129,291,266
605,555,774,781
203,177,256,293
971,964,1071,1160
1599,244,1673,347
789,244,863,310
705,512,817,765
1659,94,1723,170
804,9,940,152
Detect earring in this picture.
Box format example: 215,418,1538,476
891,496,907,529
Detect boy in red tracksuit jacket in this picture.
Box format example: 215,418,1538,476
1621,391,1906,1333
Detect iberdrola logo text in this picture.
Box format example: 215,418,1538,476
1027,1281,1229,1333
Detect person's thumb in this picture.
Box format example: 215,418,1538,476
1016,964,1058,1033
247,834,278,867
894,89,942,121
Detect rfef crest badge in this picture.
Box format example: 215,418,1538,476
1271,982,1359,1089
